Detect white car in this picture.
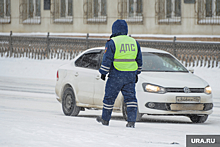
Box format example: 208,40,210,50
55,47,213,123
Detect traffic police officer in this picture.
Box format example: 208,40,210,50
96,19,142,128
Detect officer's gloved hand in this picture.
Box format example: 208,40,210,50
135,75,138,83
101,74,106,81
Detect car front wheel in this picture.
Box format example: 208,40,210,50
62,87,80,116
122,101,143,122
189,114,208,123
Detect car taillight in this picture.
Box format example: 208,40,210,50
57,70,59,81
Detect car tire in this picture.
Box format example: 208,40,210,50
189,114,208,123
62,87,80,116
122,101,143,122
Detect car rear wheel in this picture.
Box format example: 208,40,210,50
62,87,80,116
189,114,208,123
122,101,143,122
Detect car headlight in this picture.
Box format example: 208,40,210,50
204,86,212,94
142,83,166,94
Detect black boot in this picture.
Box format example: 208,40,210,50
126,122,135,128
96,116,109,126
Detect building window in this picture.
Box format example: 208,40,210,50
51,0,73,24
19,0,41,24
0,0,11,23
118,0,143,23
156,0,181,24
197,0,220,24
83,0,107,23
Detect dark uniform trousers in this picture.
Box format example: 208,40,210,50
102,72,138,122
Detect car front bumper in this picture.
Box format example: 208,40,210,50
137,91,213,115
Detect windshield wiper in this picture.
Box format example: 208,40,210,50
142,70,159,72
161,70,188,72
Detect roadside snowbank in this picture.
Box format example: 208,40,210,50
0,57,219,98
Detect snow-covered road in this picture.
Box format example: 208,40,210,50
0,76,220,147
0,76,55,94
0,57,220,147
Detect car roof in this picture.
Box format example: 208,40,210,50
88,46,170,54
141,47,169,54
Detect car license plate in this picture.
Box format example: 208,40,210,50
170,104,204,111
176,96,200,103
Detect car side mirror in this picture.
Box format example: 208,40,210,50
188,69,194,74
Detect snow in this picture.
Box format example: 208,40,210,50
23,18,41,24
0,18,11,23
198,19,220,24
87,16,107,22
125,16,143,22
54,18,73,23
158,18,181,23
0,57,220,147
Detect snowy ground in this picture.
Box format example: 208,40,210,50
0,57,220,147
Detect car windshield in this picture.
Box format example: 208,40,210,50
142,52,188,72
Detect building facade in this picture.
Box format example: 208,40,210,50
0,0,220,35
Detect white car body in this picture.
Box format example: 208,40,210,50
55,47,213,122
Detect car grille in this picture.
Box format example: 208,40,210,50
166,88,204,93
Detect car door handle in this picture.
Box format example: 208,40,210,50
96,75,100,80
75,72,79,77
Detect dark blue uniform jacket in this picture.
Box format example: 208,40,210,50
99,20,142,77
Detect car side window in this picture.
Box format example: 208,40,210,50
98,50,105,69
75,52,101,70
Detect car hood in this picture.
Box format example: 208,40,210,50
139,72,208,88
